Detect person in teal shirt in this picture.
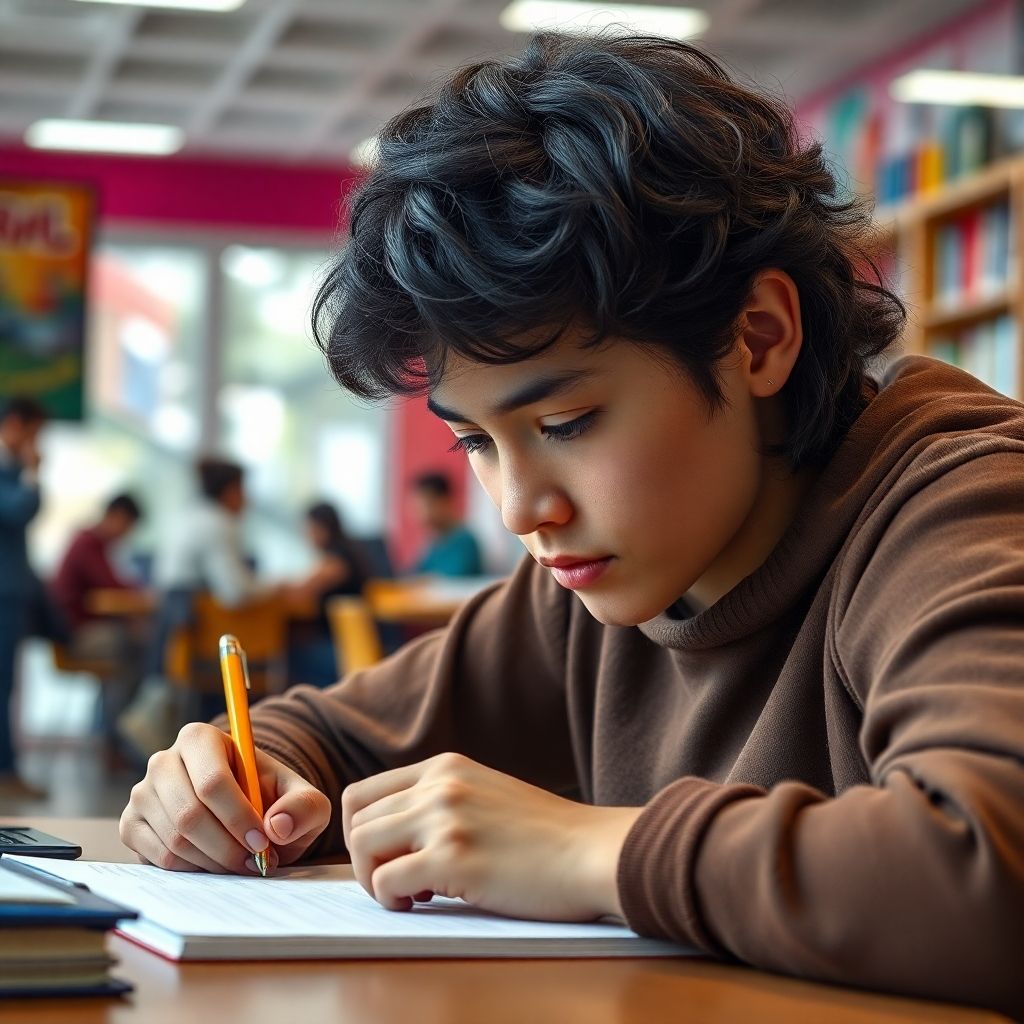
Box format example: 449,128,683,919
411,472,483,577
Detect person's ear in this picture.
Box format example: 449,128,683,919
736,269,803,397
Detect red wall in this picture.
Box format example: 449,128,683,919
390,398,470,571
0,144,358,233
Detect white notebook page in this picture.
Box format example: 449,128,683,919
5,857,683,950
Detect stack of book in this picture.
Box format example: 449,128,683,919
0,855,137,998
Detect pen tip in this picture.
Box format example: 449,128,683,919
255,851,269,877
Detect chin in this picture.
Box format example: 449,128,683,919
573,591,666,628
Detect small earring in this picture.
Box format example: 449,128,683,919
768,378,776,387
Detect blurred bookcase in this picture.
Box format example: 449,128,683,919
875,155,1024,399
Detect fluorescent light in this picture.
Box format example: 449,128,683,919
891,69,1024,108
350,135,379,169
500,1,707,38
25,119,184,155
69,0,245,10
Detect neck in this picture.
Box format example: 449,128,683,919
685,457,814,612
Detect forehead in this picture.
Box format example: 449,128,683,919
432,332,618,396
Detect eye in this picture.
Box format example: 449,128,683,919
540,410,598,442
448,433,493,455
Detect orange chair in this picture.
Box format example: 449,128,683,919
326,596,384,674
165,593,289,700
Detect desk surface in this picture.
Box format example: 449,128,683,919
2,817,1006,1024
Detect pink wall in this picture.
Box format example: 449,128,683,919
0,144,359,234
797,0,1014,123
390,398,470,571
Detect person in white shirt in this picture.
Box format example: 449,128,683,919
156,458,261,606
118,458,262,761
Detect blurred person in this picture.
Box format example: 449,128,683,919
0,394,47,797
282,501,370,688
155,457,260,606
117,458,261,761
410,471,482,577
51,492,147,758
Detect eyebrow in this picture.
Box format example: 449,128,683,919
426,370,595,424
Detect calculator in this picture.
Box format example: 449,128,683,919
0,826,82,859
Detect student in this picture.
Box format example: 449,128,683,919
117,458,261,759
409,472,483,577
155,457,260,607
51,492,146,752
0,395,47,797
282,501,369,687
118,36,1024,1016
52,492,144,629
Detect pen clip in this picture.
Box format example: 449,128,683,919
239,647,251,692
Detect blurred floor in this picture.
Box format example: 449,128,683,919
7,640,142,820
8,736,140,819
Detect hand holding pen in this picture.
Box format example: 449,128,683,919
117,641,332,876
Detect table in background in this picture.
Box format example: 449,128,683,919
2,818,1007,1024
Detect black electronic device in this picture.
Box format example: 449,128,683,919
0,826,82,859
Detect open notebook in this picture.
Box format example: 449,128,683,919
5,857,693,962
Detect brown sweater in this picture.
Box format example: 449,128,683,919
243,355,1024,1016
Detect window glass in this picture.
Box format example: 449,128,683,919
219,245,388,576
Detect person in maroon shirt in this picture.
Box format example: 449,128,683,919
52,494,141,629
52,493,146,754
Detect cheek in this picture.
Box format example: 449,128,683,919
601,405,761,553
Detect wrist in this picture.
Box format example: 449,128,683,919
574,804,644,920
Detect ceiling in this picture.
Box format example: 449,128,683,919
0,0,985,165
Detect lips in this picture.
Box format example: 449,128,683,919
538,555,613,590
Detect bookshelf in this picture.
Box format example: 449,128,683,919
876,154,1024,400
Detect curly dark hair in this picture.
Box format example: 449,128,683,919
312,33,904,470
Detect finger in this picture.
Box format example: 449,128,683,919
153,749,254,873
341,760,434,847
177,726,272,865
371,850,443,911
122,818,203,874
261,776,332,865
348,786,416,834
138,787,232,874
348,809,421,898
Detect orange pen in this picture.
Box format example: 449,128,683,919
219,634,269,877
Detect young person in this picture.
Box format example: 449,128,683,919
119,36,1024,1015
409,472,483,577
282,501,369,687
0,395,48,796
51,492,146,753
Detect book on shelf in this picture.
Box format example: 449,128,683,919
931,314,1018,398
932,200,1013,309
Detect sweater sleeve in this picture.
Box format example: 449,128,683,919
239,555,578,860
617,451,1024,1017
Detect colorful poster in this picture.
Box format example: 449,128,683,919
0,179,94,419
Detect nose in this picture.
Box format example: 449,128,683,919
498,453,573,537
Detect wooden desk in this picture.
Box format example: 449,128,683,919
84,589,156,618
366,577,502,627
2,818,1006,1024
